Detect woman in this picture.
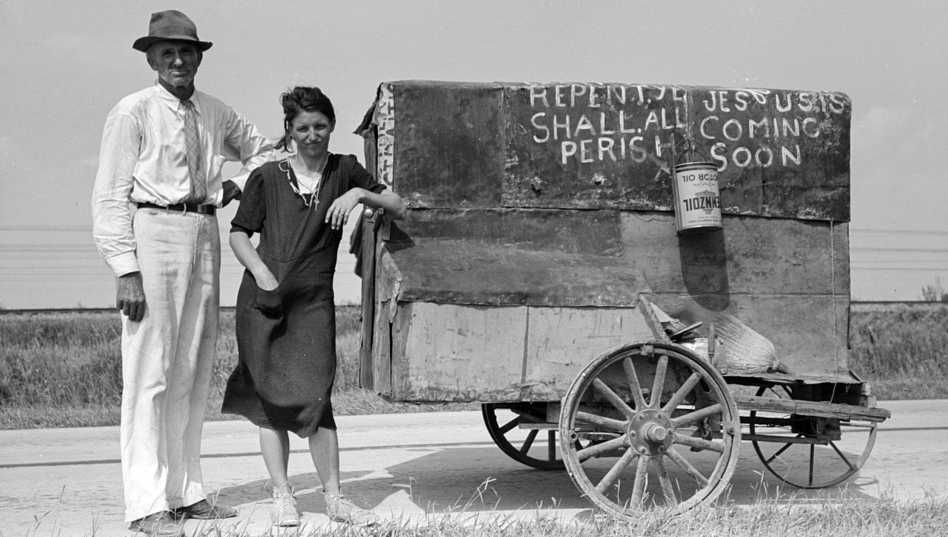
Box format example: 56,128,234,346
222,86,405,527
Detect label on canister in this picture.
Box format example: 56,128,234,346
672,161,722,232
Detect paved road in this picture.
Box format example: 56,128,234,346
1,400,946,536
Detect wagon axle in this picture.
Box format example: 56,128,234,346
627,411,674,455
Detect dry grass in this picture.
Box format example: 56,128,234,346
1,303,946,429
0,306,475,429
35,496,947,537
848,303,948,400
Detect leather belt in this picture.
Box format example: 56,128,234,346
137,202,216,215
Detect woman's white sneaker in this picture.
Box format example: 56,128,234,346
324,492,379,526
271,484,300,527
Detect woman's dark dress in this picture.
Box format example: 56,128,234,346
221,154,385,437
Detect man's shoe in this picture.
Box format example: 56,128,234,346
174,499,238,520
324,492,379,526
128,511,184,537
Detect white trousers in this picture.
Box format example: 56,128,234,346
121,209,220,522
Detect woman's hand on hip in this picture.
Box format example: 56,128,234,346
326,188,365,231
254,270,280,291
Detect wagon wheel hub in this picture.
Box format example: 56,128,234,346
626,409,674,454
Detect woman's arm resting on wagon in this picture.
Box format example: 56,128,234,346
229,231,279,290
325,188,406,231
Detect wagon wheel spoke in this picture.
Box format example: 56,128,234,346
629,454,650,508
828,441,857,471
666,447,709,487
498,416,521,435
672,432,724,453
577,436,628,461
656,456,678,505
808,444,815,486
670,403,722,428
520,429,538,455
762,437,797,464
595,448,638,494
650,355,668,408
592,378,636,420
622,357,647,410
575,411,627,433
662,372,701,414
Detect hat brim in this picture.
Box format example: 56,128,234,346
133,36,213,52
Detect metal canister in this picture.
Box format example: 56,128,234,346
672,161,722,232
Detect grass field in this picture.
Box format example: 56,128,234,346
1,303,946,429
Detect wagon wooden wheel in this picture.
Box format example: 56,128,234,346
482,403,573,470
748,384,878,489
559,342,741,517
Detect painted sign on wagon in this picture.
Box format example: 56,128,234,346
503,83,851,220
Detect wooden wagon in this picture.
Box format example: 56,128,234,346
352,81,890,516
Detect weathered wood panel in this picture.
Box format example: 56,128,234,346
397,208,623,255
378,294,849,401
618,213,849,296
392,303,527,401
392,82,505,208
378,211,848,303
381,81,850,221
386,239,649,307
520,306,656,400
688,88,850,220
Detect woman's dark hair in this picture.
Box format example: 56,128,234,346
276,86,336,150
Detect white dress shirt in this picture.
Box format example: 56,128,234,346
92,83,273,277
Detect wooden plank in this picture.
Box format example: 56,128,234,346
357,213,378,389
391,302,527,401
387,238,650,307
371,298,392,397
369,241,401,397
397,208,623,256
520,306,656,400
735,395,891,421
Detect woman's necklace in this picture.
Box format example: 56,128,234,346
279,155,327,208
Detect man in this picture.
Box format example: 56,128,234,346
91,10,272,536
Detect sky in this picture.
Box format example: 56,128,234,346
1,0,947,308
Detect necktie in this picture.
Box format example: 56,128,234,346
181,100,206,202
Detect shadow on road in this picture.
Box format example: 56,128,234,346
212,443,884,517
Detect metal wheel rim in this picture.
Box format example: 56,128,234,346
558,342,741,517
482,403,564,470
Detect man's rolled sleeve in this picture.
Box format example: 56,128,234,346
222,108,273,194
92,109,141,277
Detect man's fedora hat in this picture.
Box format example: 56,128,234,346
132,10,213,52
